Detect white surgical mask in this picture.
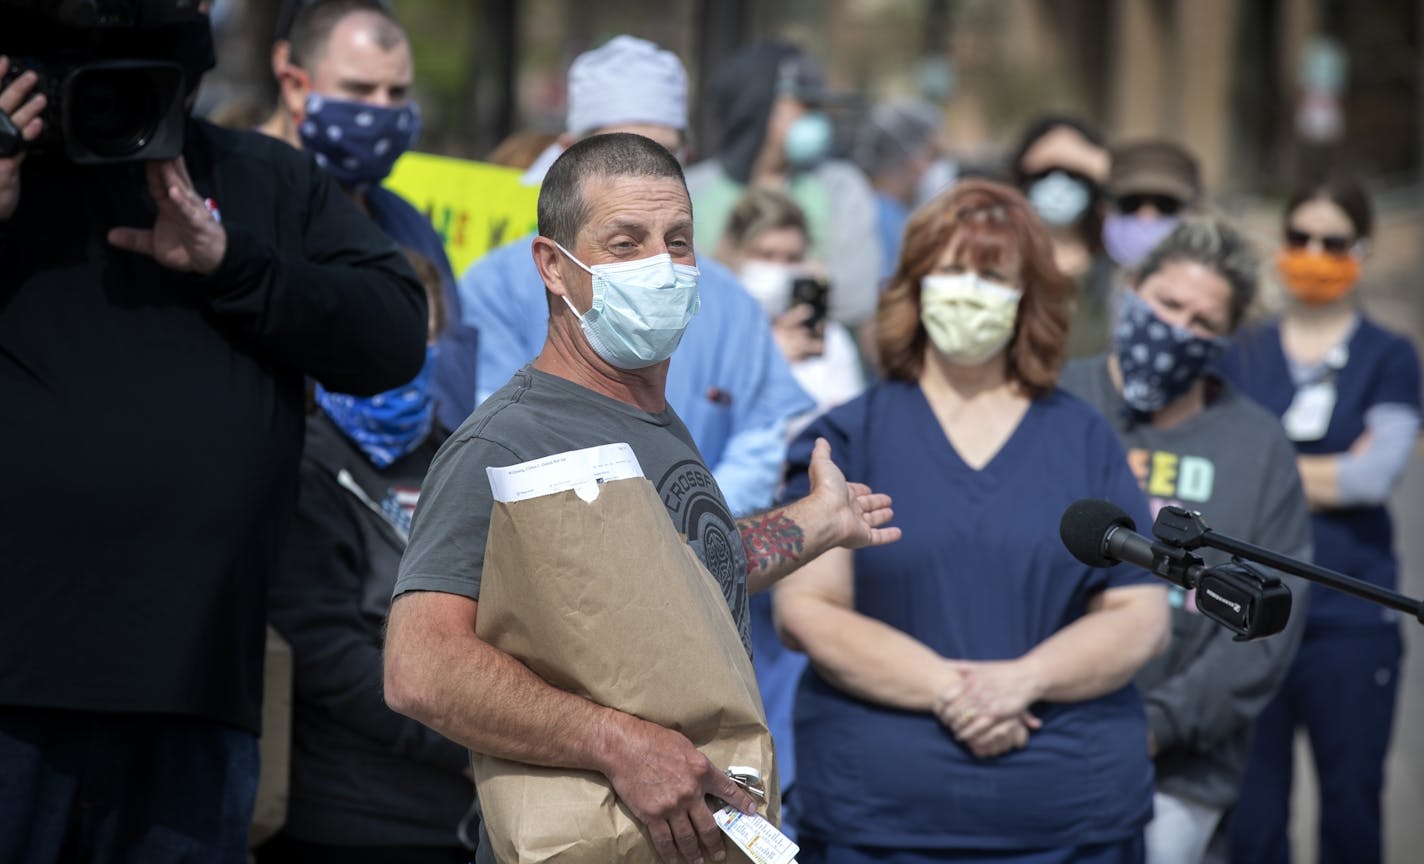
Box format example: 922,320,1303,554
554,242,701,369
1027,170,1092,226
920,272,1023,365
738,260,798,317
784,111,832,167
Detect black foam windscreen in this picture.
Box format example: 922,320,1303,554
1059,499,1137,568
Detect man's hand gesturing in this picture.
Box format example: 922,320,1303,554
805,437,901,551
108,158,227,275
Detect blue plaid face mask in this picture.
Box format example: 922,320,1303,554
299,94,421,188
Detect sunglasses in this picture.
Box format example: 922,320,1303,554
1284,228,1354,255
1116,194,1183,216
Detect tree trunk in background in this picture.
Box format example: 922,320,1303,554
1107,0,1168,138
691,0,753,162
460,0,519,159
1038,0,1112,128
246,0,281,107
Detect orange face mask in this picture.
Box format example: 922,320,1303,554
1277,249,1361,305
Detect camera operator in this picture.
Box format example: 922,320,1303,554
0,7,427,863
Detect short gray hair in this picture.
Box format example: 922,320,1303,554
537,132,687,248
1135,215,1259,330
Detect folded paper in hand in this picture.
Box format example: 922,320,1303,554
475,443,778,863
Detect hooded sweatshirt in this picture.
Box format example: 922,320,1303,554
683,42,882,326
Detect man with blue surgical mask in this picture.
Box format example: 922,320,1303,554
458,38,818,838
685,41,884,334
262,0,479,434
460,35,813,519
385,132,901,864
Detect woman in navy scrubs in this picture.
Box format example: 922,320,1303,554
774,179,1169,863
1224,179,1421,864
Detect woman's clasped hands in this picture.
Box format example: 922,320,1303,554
933,659,1044,759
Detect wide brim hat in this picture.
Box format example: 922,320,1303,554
1107,139,1201,202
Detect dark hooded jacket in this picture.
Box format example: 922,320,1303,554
706,40,804,184
690,41,883,326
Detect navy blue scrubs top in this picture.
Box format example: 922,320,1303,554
780,381,1157,849
1221,317,1421,635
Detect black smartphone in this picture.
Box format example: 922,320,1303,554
790,276,830,332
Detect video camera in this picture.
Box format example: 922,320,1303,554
0,0,205,164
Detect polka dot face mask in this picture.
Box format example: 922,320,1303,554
1114,290,1227,415
299,94,422,188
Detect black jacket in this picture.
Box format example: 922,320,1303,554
0,120,427,733
268,413,472,847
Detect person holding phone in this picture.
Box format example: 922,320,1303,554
714,185,866,840
718,186,866,434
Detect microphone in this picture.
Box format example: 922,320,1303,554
1059,498,1203,587
1059,499,1291,639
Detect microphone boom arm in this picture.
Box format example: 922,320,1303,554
1153,505,1424,626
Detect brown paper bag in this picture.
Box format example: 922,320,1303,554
473,476,779,864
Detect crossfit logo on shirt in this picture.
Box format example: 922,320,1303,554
657,459,750,650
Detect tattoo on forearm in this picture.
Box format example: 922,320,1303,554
738,511,805,575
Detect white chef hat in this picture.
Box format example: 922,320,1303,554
566,36,688,136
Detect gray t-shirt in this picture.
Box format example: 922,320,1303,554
395,365,751,650
1060,355,1312,810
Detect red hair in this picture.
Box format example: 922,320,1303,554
876,178,1074,397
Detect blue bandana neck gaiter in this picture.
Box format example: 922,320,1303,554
317,346,438,469
1114,291,1225,418
299,94,421,188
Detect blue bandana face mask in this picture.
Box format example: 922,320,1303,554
299,94,421,188
1114,291,1225,415
553,242,701,370
316,345,438,468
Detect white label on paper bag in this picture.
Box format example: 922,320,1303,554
714,807,799,864
486,443,644,504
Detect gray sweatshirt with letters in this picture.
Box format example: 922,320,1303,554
1062,356,1312,810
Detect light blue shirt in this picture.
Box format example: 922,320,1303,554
459,234,814,516
873,191,909,282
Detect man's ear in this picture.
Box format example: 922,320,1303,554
270,39,291,80
531,237,573,305
278,63,312,124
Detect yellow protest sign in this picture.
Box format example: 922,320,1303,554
384,151,541,276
